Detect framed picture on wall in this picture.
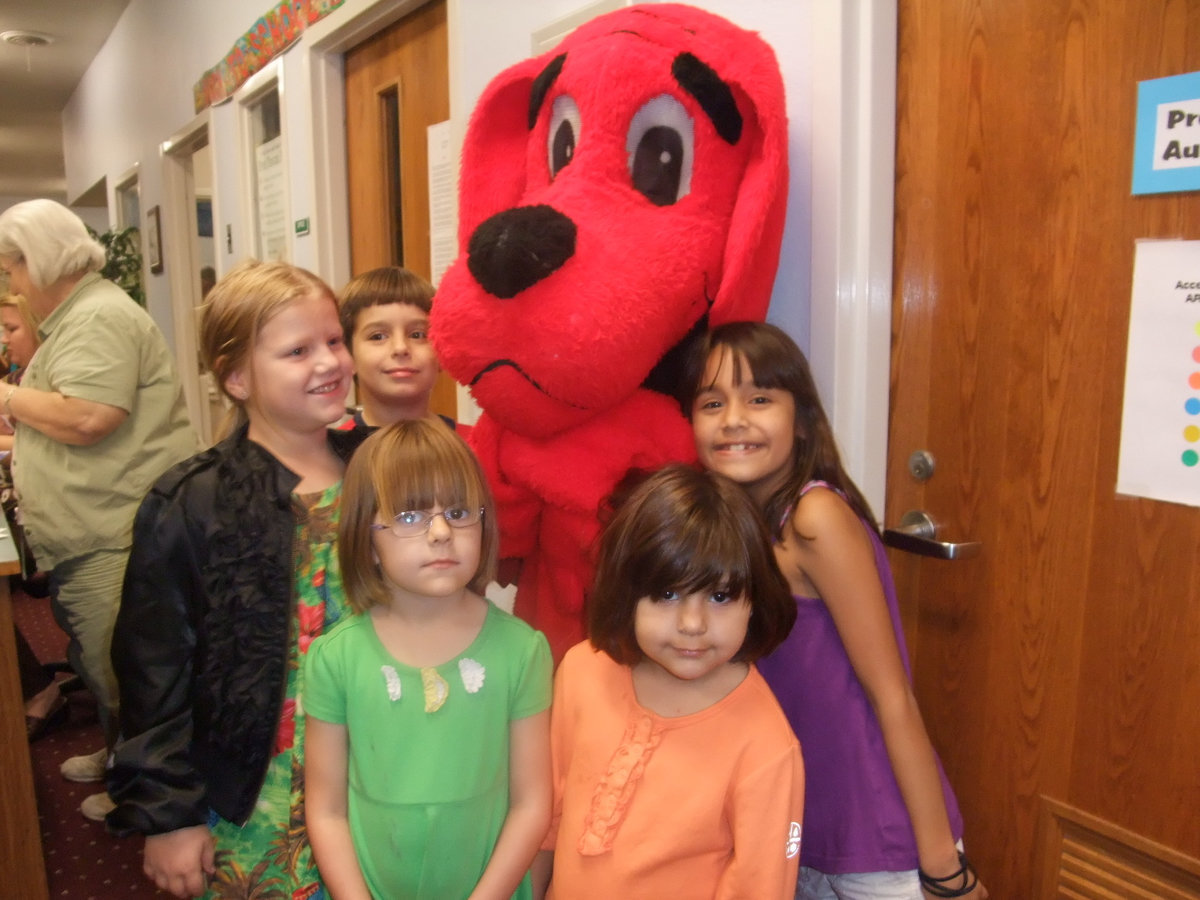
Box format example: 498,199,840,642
146,205,163,274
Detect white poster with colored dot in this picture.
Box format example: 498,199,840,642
1117,239,1200,506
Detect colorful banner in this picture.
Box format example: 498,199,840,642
192,0,344,112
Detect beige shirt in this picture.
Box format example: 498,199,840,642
13,273,199,569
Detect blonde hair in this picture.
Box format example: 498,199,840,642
0,293,42,340
338,418,498,612
199,259,338,430
0,199,105,289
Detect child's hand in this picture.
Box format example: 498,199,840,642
143,825,216,898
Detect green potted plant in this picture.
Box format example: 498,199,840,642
87,225,146,306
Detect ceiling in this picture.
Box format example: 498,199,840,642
0,0,132,201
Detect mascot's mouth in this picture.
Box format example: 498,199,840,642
470,359,590,410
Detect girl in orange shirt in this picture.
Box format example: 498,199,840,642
534,464,805,900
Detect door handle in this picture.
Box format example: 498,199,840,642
883,510,981,560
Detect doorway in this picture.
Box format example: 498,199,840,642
343,0,455,419
163,117,223,445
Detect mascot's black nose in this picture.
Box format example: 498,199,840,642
466,204,576,299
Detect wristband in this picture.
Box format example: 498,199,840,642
3,385,14,418
918,851,979,898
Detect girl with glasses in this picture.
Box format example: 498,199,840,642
304,417,552,899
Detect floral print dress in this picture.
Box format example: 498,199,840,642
205,484,345,900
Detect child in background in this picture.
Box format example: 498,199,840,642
684,321,987,900
304,418,552,899
535,463,804,900
107,259,365,898
337,266,451,429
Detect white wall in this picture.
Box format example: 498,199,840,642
0,197,108,232
63,0,274,338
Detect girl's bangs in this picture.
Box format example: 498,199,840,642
374,439,484,517
631,515,751,600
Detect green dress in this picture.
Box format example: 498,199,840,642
205,484,345,900
304,602,553,899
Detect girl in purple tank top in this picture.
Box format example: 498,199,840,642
682,322,986,900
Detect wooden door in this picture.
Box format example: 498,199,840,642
888,1,1200,897
343,0,455,418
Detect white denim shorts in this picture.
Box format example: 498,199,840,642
797,842,967,900
798,866,922,900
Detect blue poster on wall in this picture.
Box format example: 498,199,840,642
1133,71,1200,195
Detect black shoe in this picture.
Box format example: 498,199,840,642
20,571,51,598
26,694,68,742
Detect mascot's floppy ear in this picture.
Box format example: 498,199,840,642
455,56,545,247
701,31,789,326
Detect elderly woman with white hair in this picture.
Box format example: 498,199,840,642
0,199,198,822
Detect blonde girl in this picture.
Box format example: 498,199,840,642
107,259,365,898
304,418,552,899
685,322,986,900
0,292,40,453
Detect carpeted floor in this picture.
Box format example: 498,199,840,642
12,583,169,899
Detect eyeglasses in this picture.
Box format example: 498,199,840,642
370,506,485,538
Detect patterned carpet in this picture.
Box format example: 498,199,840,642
12,584,169,899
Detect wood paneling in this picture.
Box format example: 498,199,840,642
1036,798,1200,898
889,1,1200,896
343,0,455,418
0,541,48,899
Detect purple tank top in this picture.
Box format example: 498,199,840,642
757,481,963,874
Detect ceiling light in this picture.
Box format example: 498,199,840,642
1,30,56,48
1,30,56,72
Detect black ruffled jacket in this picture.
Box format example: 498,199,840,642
106,424,368,835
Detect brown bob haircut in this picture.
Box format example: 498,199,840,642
337,266,434,352
588,463,796,665
338,417,498,613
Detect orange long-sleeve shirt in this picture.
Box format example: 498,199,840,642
544,643,804,899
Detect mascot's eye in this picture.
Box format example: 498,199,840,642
626,94,694,206
547,94,581,179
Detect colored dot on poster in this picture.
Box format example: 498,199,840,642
1186,425,1200,443
1191,373,1200,390
1194,347,1200,363
1184,450,1200,467
1188,398,1200,415
1195,322,1200,337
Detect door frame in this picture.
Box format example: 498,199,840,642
161,110,214,442
808,0,898,522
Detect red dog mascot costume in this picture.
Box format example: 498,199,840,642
432,4,788,661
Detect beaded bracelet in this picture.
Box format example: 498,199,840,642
918,851,979,898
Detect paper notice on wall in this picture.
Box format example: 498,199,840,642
256,136,288,262
427,120,457,287
1116,239,1200,505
